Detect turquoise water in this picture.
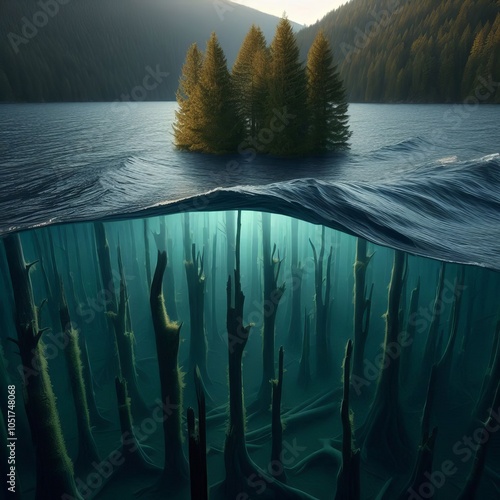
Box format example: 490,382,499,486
0,103,499,498
1,209,499,499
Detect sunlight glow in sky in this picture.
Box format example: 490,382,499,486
231,0,346,26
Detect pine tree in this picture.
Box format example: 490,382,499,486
306,30,351,152
462,23,489,97
188,32,242,153
232,25,269,137
266,17,308,156
174,43,203,150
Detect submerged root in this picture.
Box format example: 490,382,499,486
287,442,342,475
246,403,339,444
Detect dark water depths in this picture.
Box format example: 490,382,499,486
0,103,499,499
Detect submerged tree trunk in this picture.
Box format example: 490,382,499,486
352,237,373,381
4,233,81,500
225,211,235,284
58,279,101,471
187,367,208,500
152,219,178,322
144,218,152,290
94,223,148,418
72,226,109,428
114,377,159,474
288,218,303,351
210,231,218,341
111,245,150,418
458,382,500,500
397,366,438,500
309,226,333,378
271,346,286,483
361,250,412,471
166,236,179,322
93,222,121,375
298,310,311,388
255,212,285,410
183,213,209,381
474,320,500,422
436,267,465,390
32,232,60,331
217,211,315,500
456,284,476,388
418,263,447,395
400,278,421,387
335,340,360,500
150,250,188,487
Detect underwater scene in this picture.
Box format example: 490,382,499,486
1,209,499,500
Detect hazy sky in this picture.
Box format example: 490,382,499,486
231,0,347,26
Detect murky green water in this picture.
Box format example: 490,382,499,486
1,210,499,499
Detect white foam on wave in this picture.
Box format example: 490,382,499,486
481,153,500,162
436,156,458,165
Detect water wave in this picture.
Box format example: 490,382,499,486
1,102,499,271
96,153,500,271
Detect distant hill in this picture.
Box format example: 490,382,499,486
297,0,500,103
0,0,301,102
1,0,498,103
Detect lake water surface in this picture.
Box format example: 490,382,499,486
0,102,499,268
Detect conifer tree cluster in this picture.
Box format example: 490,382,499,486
174,18,351,155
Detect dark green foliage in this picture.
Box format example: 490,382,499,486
180,33,242,153
297,0,500,103
265,17,309,155
176,19,351,155
1,0,498,104
174,43,204,150
231,25,269,137
307,31,351,151
0,0,292,103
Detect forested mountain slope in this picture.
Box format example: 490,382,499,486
297,0,500,102
0,0,300,102
0,0,498,103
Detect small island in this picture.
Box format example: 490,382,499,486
174,18,351,155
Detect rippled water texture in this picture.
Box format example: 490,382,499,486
0,102,499,268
